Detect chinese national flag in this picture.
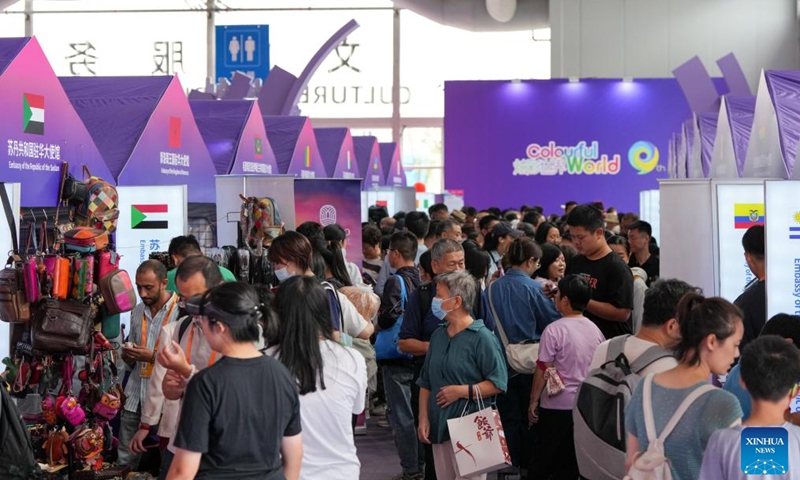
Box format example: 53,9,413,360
168,116,181,148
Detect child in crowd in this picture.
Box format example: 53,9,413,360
699,335,800,480
528,274,605,480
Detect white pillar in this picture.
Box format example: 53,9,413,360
392,7,401,144
24,0,32,37
207,0,215,85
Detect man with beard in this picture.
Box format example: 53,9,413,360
119,260,180,468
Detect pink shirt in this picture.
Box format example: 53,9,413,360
537,315,605,410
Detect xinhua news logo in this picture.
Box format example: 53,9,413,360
740,427,788,475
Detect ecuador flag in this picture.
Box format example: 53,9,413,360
734,203,765,229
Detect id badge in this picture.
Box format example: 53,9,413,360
140,361,154,379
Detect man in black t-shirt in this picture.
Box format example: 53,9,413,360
560,204,634,339
627,220,660,286
734,225,767,354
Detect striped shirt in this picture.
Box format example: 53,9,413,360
123,293,180,413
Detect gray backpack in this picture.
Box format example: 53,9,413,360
573,335,673,480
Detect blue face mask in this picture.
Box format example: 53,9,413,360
431,297,453,320
274,267,294,283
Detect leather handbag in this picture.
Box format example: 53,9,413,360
21,221,41,303
32,299,93,353
64,227,109,253
488,283,540,374
98,270,135,314
43,255,71,300
0,183,30,323
71,256,94,301
0,256,29,323
94,250,119,281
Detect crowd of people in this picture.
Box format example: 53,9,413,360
108,199,796,480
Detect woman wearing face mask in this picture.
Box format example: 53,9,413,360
417,270,508,480
483,238,561,471
323,224,365,288
483,221,522,279
608,236,648,334
268,231,374,342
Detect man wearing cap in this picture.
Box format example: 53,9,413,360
487,221,523,279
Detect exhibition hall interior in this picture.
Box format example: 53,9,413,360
2,1,800,479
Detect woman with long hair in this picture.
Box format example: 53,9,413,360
483,221,521,278
625,294,744,480
268,232,373,341
534,221,561,247
485,238,561,470
608,235,648,333
167,282,302,480
269,276,367,480
324,224,365,287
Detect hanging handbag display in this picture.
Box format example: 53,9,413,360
43,255,71,300
32,299,94,353
22,221,41,304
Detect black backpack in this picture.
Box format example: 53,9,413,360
0,386,41,479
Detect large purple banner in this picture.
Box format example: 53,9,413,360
294,179,363,268
444,79,694,213
120,76,217,203
0,37,113,206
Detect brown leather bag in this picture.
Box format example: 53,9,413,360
32,299,93,353
0,256,30,323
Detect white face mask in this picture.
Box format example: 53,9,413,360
341,248,348,261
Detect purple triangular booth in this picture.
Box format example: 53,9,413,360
190,100,278,175
61,75,218,203
379,142,407,187
314,127,359,179
0,37,114,206
727,96,756,177
262,116,327,179
697,112,717,178
766,71,800,177
353,136,384,190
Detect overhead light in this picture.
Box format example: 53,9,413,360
569,77,580,83
623,77,633,83
533,28,551,42
486,0,517,23
511,78,522,84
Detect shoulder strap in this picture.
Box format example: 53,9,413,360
657,384,716,442
641,374,659,444
606,334,630,363
398,275,408,311
177,316,192,343
629,344,674,374
0,183,17,253
488,282,510,348
323,281,345,332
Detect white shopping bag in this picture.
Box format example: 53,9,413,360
446,387,511,477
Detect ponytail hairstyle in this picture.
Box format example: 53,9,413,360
274,276,335,394
323,224,347,246
202,282,265,343
310,237,352,287
674,293,744,366
505,238,543,267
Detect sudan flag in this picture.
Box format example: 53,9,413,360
132,204,169,229
23,93,44,135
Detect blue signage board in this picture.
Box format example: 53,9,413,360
215,25,270,82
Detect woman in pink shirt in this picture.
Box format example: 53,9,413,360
528,274,605,479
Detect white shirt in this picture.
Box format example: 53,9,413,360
141,322,181,439
589,335,678,376
268,340,367,480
